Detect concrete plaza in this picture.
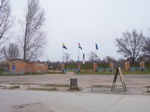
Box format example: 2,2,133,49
0,90,150,112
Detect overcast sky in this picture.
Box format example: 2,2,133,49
11,0,150,61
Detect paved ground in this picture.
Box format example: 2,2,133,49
0,73,150,88
0,90,150,112
0,73,150,95
0,73,150,112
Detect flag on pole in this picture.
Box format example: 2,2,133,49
78,43,82,50
95,43,98,50
62,43,67,50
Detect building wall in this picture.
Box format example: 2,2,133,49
9,60,27,74
124,61,130,71
26,62,48,73
26,63,34,74
32,63,48,73
9,59,48,74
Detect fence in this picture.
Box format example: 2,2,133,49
145,63,150,71
61,62,114,73
65,63,78,72
124,62,150,72
97,63,113,72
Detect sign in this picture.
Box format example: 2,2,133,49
70,78,78,89
12,64,16,70
111,67,127,92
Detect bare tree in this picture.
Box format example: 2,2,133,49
88,51,98,62
103,56,116,63
19,0,46,61
68,59,76,64
116,30,145,63
141,29,150,62
64,53,70,63
143,37,150,56
0,0,12,45
0,43,20,60
116,58,125,68
137,55,150,63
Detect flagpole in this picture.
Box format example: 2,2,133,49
95,48,97,62
83,53,85,64
62,43,64,63
78,44,79,62
96,49,97,62
95,43,98,62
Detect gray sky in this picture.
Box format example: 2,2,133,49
11,0,150,61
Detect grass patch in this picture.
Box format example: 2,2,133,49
47,72,65,74
28,84,70,92
68,88,81,91
76,71,114,75
28,88,57,91
55,84,70,87
76,70,150,75
0,72,65,76
122,71,150,74
1,85,20,89
2,72,49,76
9,85,20,89
8,83,29,85
92,85,111,88
41,84,70,88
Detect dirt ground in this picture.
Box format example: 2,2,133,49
0,72,150,94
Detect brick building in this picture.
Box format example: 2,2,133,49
8,59,48,74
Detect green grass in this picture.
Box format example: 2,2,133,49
47,72,65,74
122,71,150,74
42,84,70,87
76,72,114,75
76,69,114,75
0,72,65,76
9,85,20,89
1,70,150,76
55,84,70,87
28,88,57,91
1,85,20,89
92,85,111,88
9,83,29,85
75,69,150,75
28,84,71,91
68,88,81,91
